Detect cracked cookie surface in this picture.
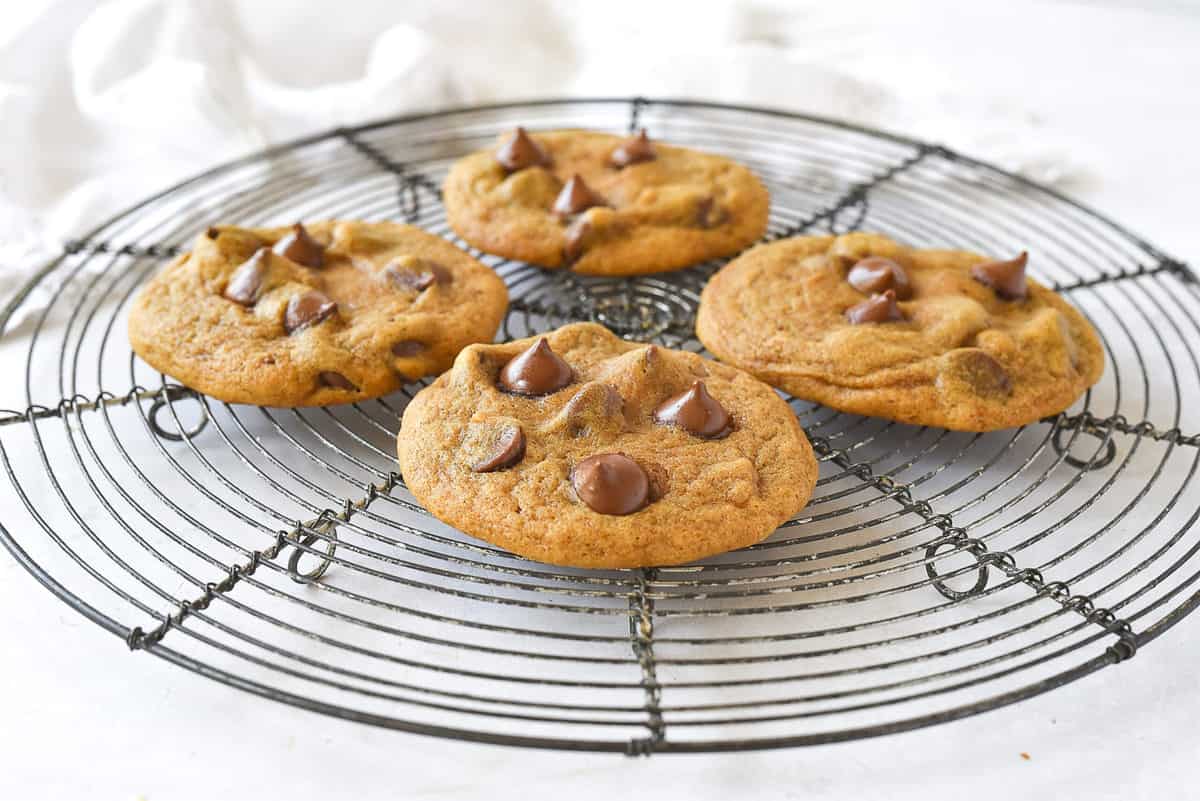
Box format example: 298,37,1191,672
696,233,1105,431
397,323,817,568
128,221,508,406
443,129,770,276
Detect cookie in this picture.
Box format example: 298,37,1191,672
397,323,817,568
129,221,508,406
443,128,770,276
696,233,1105,431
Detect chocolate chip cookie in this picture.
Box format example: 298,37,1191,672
443,128,770,276
696,233,1104,431
397,323,817,568
128,221,508,406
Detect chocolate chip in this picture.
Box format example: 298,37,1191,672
391,340,427,357
471,425,526,473
498,338,574,396
206,227,221,240
848,256,913,300
695,197,729,229
553,174,604,217
640,345,661,371
385,259,452,291
653,381,732,439
562,217,592,264
273,223,325,268
610,128,656,168
564,382,623,420
971,251,1028,300
318,371,357,391
951,350,1012,397
557,382,624,437
846,289,905,324
571,453,650,515
495,127,550,172
284,290,337,333
223,248,268,306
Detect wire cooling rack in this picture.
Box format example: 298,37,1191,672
2,99,1199,754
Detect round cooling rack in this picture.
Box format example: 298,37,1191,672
3,98,1200,754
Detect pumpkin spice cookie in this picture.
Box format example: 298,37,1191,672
397,323,817,568
696,233,1105,431
443,128,770,276
129,221,508,406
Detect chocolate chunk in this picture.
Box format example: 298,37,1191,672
848,256,913,300
571,453,650,515
498,338,574,396
563,217,592,264
391,340,427,357
696,197,729,229
284,290,337,333
318,371,357,391
471,425,526,473
385,259,452,291
223,248,268,306
610,128,656,167
949,350,1012,397
553,174,604,217
846,289,905,324
495,127,550,172
653,381,732,439
206,227,221,240
273,223,325,268
971,251,1028,300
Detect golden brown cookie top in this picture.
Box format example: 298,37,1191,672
128,221,508,407
397,323,817,568
442,129,770,276
696,233,1105,431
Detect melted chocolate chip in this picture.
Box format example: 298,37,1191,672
696,197,729,229
385,259,452,291
391,340,427,357
653,381,732,439
223,248,268,305
571,453,650,515
553,174,604,217
495,127,550,172
848,256,913,300
206,227,221,240
953,350,1012,397
498,338,574,396
562,217,592,264
284,290,337,333
471,426,526,473
273,223,325,268
971,251,1028,300
846,289,905,324
610,129,656,167
318,371,357,391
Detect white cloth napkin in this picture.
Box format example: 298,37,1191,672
0,0,1087,331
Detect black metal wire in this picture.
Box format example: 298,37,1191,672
1,99,1198,754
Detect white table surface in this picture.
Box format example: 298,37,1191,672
3,3,1200,799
